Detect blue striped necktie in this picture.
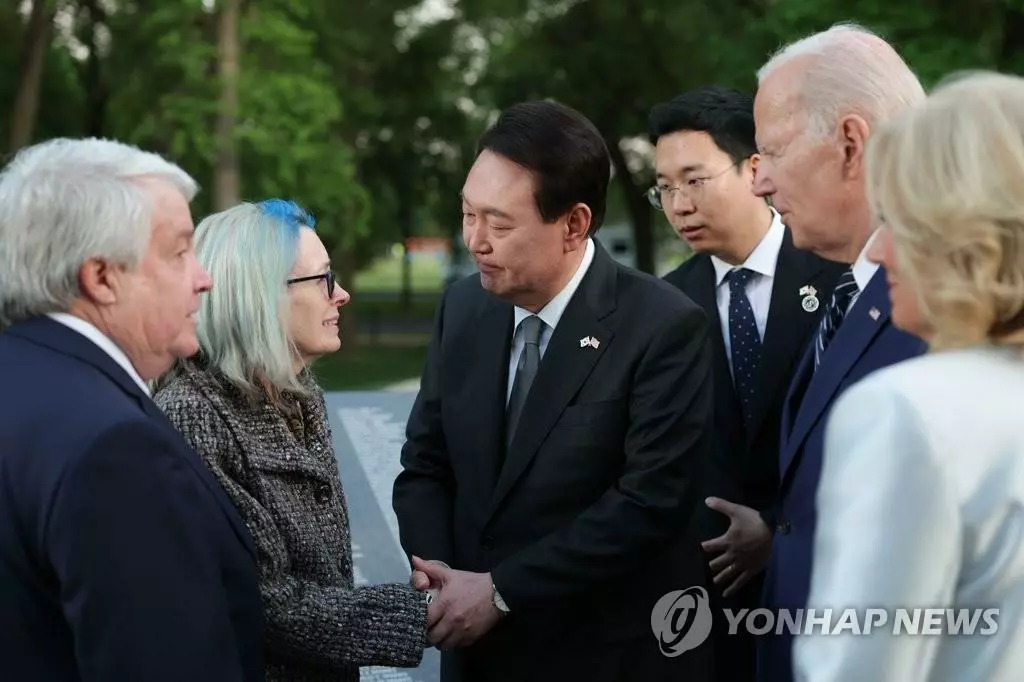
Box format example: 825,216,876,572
814,268,858,369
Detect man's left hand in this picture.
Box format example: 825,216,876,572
411,556,503,649
701,497,772,597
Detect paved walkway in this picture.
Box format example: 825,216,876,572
326,391,439,682
383,377,421,392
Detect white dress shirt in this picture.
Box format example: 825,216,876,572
506,237,595,403
845,228,881,314
47,312,151,396
795,346,1024,682
710,207,785,376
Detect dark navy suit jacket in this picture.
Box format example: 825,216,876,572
756,268,926,682
0,316,265,681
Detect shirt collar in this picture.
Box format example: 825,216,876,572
46,312,152,396
710,206,785,287
513,237,596,333
851,229,882,292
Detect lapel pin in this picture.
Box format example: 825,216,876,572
589,337,600,349
799,285,819,313
579,336,599,349
869,307,881,321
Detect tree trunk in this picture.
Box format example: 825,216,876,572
9,0,56,151
398,198,414,311
605,135,655,274
80,0,108,138
214,0,241,210
335,246,360,349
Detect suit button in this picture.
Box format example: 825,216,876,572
314,483,331,504
481,535,495,550
776,520,791,534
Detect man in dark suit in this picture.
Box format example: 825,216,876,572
749,24,928,682
650,86,845,681
0,138,265,681
393,100,715,681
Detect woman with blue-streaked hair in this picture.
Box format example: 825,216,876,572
154,199,430,681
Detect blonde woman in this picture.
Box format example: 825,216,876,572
794,71,1024,681
155,199,430,681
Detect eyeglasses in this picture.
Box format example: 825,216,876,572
287,271,336,298
646,161,742,210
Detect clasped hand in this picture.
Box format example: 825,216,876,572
408,555,503,649
701,497,772,597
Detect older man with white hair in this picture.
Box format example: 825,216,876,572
749,23,928,682
0,138,265,681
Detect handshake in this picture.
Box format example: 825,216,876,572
408,555,507,650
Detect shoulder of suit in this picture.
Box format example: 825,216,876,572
842,348,1008,414
153,364,226,423
440,272,490,311
616,261,705,317
662,253,708,287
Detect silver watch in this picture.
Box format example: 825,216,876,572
492,584,509,615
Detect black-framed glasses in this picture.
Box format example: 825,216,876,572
287,271,336,298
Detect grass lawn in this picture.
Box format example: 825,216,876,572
310,343,428,391
355,254,445,293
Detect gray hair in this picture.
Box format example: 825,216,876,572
188,201,311,397
0,137,198,328
757,22,926,138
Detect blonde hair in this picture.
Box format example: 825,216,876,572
866,70,1024,352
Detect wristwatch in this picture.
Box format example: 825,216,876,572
492,583,510,616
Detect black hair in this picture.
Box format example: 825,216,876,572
477,100,610,234
647,85,757,164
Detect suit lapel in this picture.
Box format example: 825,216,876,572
745,233,824,443
780,268,890,478
454,297,514,494
8,316,261,560
486,244,617,519
9,316,153,412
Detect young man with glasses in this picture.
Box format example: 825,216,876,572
650,85,844,682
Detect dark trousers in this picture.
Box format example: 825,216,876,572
443,631,715,682
707,566,763,682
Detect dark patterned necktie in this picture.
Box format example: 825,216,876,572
506,315,544,447
814,267,859,369
727,268,762,426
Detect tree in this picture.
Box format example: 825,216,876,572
9,0,58,151
214,0,241,209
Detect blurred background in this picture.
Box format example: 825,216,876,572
5,0,1019,390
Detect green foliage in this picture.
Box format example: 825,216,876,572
6,0,1024,273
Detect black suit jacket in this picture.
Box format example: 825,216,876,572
662,228,843,681
393,242,715,681
0,317,265,681
663,229,845,544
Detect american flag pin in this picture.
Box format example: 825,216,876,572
589,337,600,349
869,307,881,320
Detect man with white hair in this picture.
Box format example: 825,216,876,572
0,138,265,681
750,23,928,682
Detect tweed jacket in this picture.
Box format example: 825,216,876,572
155,359,428,682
